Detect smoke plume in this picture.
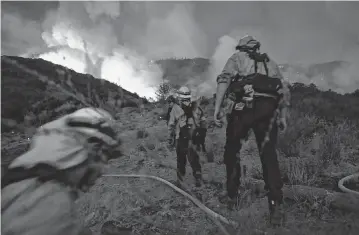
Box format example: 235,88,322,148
2,1,207,99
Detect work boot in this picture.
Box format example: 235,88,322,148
176,171,185,188
268,199,285,227
193,172,203,187
227,196,237,210
219,193,237,211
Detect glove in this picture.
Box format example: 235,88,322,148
195,128,207,140
278,117,287,132
213,109,224,128
167,138,176,150
167,132,176,147
168,137,174,146
194,129,200,138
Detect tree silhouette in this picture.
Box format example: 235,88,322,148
155,82,172,102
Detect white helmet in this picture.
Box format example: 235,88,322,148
9,108,120,170
236,35,260,50
64,108,118,146
177,86,192,100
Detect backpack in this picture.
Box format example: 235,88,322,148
227,52,283,102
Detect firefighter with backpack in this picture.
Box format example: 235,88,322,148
167,86,207,187
213,35,290,226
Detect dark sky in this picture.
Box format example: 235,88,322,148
2,1,359,64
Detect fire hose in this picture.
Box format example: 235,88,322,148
338,173,359,196
103,174,237,235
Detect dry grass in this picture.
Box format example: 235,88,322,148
275,109,359,187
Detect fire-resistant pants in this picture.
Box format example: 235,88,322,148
176,127,202,179
223,97,283,203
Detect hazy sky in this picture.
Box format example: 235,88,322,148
1,1,359,96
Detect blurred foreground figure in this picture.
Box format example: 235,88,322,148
1,108,122,235
213,35,290,226
168,86,207,187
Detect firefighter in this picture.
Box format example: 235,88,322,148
1,107,122,235
168,86,207,187
213,35,290,226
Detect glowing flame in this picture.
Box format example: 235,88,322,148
35,4,162,100
101,50,161,99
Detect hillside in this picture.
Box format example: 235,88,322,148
1,56,359,235
155,57,210,86
1,56,148,132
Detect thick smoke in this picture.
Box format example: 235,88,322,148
38,1,165,99
206,2,359,94
5,1,185,100
2,1,208,99
137,3,207,59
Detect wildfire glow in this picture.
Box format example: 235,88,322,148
101,52,160,99
37,18,162,100
38,48,162,100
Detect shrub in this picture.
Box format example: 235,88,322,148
155,82,172,102
277,111,321,158
199,96,210,106
279,156,320,185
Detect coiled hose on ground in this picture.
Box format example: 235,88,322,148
338,173,359,196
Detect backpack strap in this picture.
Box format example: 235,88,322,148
254,55,269,75
262,60,269,75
